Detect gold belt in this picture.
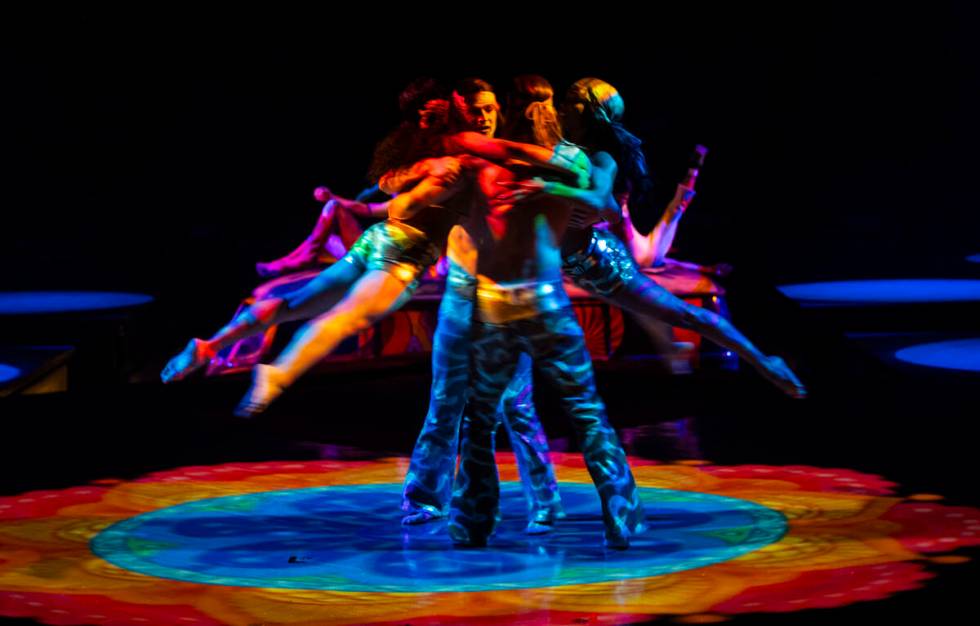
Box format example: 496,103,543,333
475,280,563,324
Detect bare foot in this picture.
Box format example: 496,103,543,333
759,356,807,399
313,186,333,203
255,246,320,278
233,364,287,418
161,339,213,383
319,188,373,218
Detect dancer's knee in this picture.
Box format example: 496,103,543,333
248,297,285,325
321,198,338,217
311,305,378,338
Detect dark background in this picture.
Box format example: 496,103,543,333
1,12,978,623
3,7,978,326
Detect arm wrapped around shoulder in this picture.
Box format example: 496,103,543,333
548,142,592,189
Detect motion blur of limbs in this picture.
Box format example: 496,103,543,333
509,77,805,398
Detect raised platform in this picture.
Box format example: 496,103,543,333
0,291,155,388
0,346,73,397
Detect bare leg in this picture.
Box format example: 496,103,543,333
161,259,364,383
256,185,379,278
566,230,805,398
610,277,806,398
256,200,341,278
316,185,390,224
234,269,415,416
631,312,693,374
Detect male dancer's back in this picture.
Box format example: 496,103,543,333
448,97,644,549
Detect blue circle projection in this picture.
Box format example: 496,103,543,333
778,279,980,305
0,292,154,315
0,364,22,383
92,482,786,592
967,254,980,264
895,338,980,372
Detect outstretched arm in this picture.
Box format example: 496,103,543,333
379,157,462,195
497,151,620,226
385,173,464,221
645,184,696,265
626,145,706,266
617,183,695,267
445,132,591,188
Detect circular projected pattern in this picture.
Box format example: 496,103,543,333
1,456,977,625
0,364,22,383
91,482,786,592
894,338,980,372
0,291,154,315
778,280,980,304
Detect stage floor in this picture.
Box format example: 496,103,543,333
0,327,977,625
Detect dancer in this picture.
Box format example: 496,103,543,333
446,76,644,550
161,82,586,529
612,145,708,272
499,77,806,397
222,82,586,416
160,78,457,387
396,79,566,532
253,188,372,279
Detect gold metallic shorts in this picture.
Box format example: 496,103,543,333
344,221,442,286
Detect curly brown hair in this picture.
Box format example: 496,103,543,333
367,78,448,183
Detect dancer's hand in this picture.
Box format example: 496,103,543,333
496,179,546,204
759,356,807,399
673,184,696,211
549,143,592,189
424,157,462,184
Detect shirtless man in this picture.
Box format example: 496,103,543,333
445,76,644,550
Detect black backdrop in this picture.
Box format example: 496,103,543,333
3,6,978,316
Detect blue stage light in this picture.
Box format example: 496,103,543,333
778,280,980,304
0,292,153,314
0,364,22,383
894,338,980,372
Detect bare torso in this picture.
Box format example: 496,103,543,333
470,160,574,283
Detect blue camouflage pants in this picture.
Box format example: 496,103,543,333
401,263,562,521
449,302,643,544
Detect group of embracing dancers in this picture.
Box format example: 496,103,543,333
161,75,805,550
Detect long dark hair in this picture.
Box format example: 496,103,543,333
565,77,654,209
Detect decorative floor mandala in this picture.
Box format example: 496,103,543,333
0,454,977,625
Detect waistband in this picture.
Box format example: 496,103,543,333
475,278,568,324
